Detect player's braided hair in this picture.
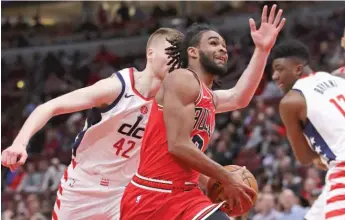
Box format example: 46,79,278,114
165,37,183,72
165,23,217,72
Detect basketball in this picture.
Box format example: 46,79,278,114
206,165,258,217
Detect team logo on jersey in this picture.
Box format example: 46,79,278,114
136,195,142,204
125,93,134,98
194,107,212,137
140,106,148,114
118,115,145,139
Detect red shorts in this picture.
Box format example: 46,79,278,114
120,174,226,220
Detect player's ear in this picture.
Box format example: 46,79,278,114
295,63,304,77
187,47,198,59
147,48,154,62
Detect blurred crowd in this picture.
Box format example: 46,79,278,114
1,2,345,220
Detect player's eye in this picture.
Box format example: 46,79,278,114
210,41,217,46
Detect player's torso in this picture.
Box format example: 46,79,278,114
292,71,345,162
70,68,153,187
138,77,216,183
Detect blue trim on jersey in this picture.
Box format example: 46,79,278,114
71,72,125,156
291,88,304,96
303,118,336,162
72,108,102,156
100,71,126,113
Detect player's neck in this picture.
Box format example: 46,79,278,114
302,66,314,76
188,64,214,88
134,68,162,99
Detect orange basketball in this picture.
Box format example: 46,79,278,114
206,165,258,217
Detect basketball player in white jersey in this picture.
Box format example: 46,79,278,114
271,40,345,220
1,28,184,220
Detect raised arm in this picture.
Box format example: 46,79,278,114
2,74,123,171
279,90,319,165
162,69,255,211
214,5,286,113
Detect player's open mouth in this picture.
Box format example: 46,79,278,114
216,56,226,63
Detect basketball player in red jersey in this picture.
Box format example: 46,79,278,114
120,5,285,220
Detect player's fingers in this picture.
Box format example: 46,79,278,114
18,153,27,166
1,151,9,166
9,152,18,166
249,18,257,32
227,196,234,211
268,4,277,24
241,188,254,205
261,5,268,23
277,18,286,32
273,9,283,27
243,185,256,201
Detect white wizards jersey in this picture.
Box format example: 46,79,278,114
67,67,152,188
292,72,345,163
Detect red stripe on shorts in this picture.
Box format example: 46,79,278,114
328,171,345,180
336,162,345,168
52,210,58,220
63,168,68,181
56,198,61,209
330,183,345,192
327,195,345,205
58,184,63,195
326,208,345,219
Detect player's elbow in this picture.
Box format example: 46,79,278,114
167,140,185,156
297,158,313,166
295,155,315,166
236,98,250,109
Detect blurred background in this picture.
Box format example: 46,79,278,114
1,1,345,220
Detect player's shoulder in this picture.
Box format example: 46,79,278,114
99,67,134,89
280,90,306,111
163,69,200,91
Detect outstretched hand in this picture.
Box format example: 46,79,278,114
249,4,286,52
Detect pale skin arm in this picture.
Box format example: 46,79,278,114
1,74,123,171
163,69,255,209
279,90,319,165
214,5,286,113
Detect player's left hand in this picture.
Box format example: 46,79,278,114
249,4,286,52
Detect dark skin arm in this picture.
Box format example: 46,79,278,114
279,90,319,165
161,69,255,211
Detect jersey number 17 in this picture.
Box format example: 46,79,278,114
329,94,345,116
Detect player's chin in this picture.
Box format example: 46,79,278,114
215,59,227,66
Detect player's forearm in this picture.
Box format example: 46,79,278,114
233,48,269,106
168,142,231,184
12,105,54,147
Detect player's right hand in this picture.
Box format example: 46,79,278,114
1,145,28,172
222,169,256,214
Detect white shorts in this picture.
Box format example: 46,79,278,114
305,161,345,220
52,168,126,220
305,190,325,220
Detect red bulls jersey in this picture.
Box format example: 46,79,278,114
137,72,216,184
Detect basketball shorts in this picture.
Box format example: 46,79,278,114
305,161,345,220
52,166,125,220
120,173,226,220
